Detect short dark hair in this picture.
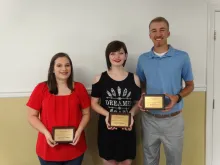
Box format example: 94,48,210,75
47,52,74,94
105,40,128,70
149,17,169,30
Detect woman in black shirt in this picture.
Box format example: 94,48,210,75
91,40,141,165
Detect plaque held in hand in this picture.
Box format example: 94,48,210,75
52,126,75,144
144,94,165,110
109,112,131,128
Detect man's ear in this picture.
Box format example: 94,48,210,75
167,31,170,37
149,32,152,39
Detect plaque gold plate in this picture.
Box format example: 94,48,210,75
144,94,165,110
52,126,75,143
109,113,131,128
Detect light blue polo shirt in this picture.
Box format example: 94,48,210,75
136,45,194,114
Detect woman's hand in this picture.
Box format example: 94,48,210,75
105,113,117,130
122,114,134,131
138,93,148,111
44,131,57,147
70,129,82,146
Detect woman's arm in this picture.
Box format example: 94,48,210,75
91,74,109,117
91,97,109,117
27,107,48,135
71,105,91,145
77,107,90,133
90,74,116,130
91,97,115,130
129,74,141,117
27,107,56,147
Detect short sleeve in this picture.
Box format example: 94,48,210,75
26,82,46,111
76,82,91,109
182,53,194,81
91,82,101,98
136,56,146,83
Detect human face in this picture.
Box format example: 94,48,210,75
149,21,170,47
53,57,71,81
109,48,127,68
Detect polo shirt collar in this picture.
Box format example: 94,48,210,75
148,45,174,58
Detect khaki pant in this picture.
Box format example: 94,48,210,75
141,112,184,165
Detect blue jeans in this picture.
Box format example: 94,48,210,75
38,154,84,165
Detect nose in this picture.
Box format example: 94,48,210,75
156,34,161,38
155,31,162,37
61,66,67,71
116,53,121,58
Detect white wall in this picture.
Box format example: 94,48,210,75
0,0,208,97
210,0,220,4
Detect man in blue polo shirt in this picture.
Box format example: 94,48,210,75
136,17,194,165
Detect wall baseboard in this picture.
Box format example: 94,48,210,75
0,85,206,98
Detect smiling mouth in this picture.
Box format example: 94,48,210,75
60,72,68,75
113,60,121,63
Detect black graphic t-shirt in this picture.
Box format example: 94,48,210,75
91,71,141,161
92,71,141,114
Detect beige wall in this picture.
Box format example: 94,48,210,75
0,92,205,165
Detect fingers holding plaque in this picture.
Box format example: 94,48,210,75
109,113,131,128
52,126,75,144
144,94,165,110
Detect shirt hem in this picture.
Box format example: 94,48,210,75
36,147,87,162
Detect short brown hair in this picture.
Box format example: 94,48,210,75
149,17,169,30
105,40,128,70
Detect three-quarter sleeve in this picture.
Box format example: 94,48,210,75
26,82,46,111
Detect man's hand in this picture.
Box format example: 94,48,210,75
163,93,179,111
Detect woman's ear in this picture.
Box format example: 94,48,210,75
125,53,128,60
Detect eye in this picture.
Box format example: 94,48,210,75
57,64,61,67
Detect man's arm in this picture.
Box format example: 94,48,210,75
165,51,194,110
179,53,194,98
179,80,194,98
164,81,194,111
164,80,194,110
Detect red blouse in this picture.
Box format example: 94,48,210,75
26,82,91,161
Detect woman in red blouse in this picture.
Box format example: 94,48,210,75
26,52,91,165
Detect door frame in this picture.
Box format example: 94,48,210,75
207,3,220,165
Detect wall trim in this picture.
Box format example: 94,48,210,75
206,2,220,165
0,85,206,98
206,3,214,165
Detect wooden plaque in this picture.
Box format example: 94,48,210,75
52,126,75,143
144,94,165,110
109,113,131,128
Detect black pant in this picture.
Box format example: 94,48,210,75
38,154,84,165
